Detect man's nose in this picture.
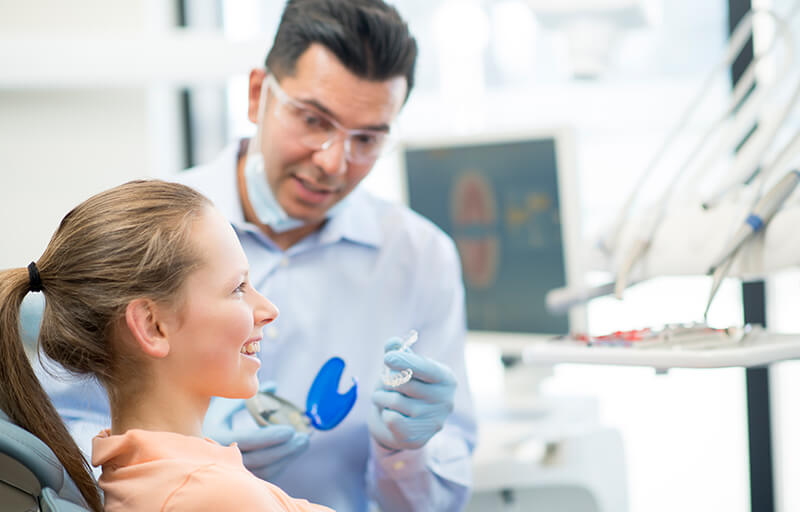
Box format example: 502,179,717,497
312,136,348,176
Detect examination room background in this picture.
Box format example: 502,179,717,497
3,1,800,511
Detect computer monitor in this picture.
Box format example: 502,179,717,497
402,130,584,349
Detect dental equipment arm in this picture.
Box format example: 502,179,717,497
612,14,768,296
703,169,800,317
709,170,800,272
549,183,800,314
547,279,644,314
601,7,777,259
607,8,799,299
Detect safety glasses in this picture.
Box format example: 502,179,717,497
264,74,396,164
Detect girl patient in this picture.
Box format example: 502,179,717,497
0,180,331,511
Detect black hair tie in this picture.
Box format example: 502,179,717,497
27,262,43,293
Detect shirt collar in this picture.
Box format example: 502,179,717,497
318,187,382,249
201,141,246,225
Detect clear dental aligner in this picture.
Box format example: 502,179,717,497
382,330,418,387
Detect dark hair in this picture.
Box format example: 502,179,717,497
0,180,212,511
266,0,418,101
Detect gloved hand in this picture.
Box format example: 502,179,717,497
204,381,310,480
368,337,457,451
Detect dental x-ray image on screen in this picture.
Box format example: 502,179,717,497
405,133,579,335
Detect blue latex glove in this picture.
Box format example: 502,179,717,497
368,337,457,451
203,381,310,480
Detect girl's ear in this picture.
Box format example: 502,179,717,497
124,299,170,358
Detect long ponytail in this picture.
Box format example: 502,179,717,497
0,179,211,511
0,268,103,511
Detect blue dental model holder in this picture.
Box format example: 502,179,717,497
246,357,357,432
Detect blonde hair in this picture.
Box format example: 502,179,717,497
0,180,211,511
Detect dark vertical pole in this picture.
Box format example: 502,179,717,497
180,90,194,168
743,282,773,512
177,0,195,169
727,1,775,511
728,0,754,85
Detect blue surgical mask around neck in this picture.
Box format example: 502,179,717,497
243,151,307,233
243,148,354,233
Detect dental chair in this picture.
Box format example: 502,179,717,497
0,408,92,511
1,293,91,509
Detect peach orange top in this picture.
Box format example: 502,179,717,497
92,429,333,512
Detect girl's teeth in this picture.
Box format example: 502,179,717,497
241,341,260,355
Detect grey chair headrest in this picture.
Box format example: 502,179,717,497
0,412,66,492
0,409,89,507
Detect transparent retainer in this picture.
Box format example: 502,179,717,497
382,330,418,387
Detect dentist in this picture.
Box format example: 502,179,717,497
39,1,476,511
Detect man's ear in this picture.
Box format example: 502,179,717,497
248,68,267,124
125,299,171,358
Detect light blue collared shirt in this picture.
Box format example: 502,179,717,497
34,142,477,511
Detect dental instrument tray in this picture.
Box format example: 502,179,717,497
521,323,800,369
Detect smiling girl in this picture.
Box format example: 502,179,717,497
0,180,331,511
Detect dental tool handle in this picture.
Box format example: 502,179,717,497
709,169,800,271
546,281,641,314
751,169,800,221
546,283,615,314
704,256,734,322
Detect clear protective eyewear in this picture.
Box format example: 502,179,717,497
264,74,395,165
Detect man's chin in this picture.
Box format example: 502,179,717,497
282,208,327,227
283,198,337,223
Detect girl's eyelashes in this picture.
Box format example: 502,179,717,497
234,281,247,295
